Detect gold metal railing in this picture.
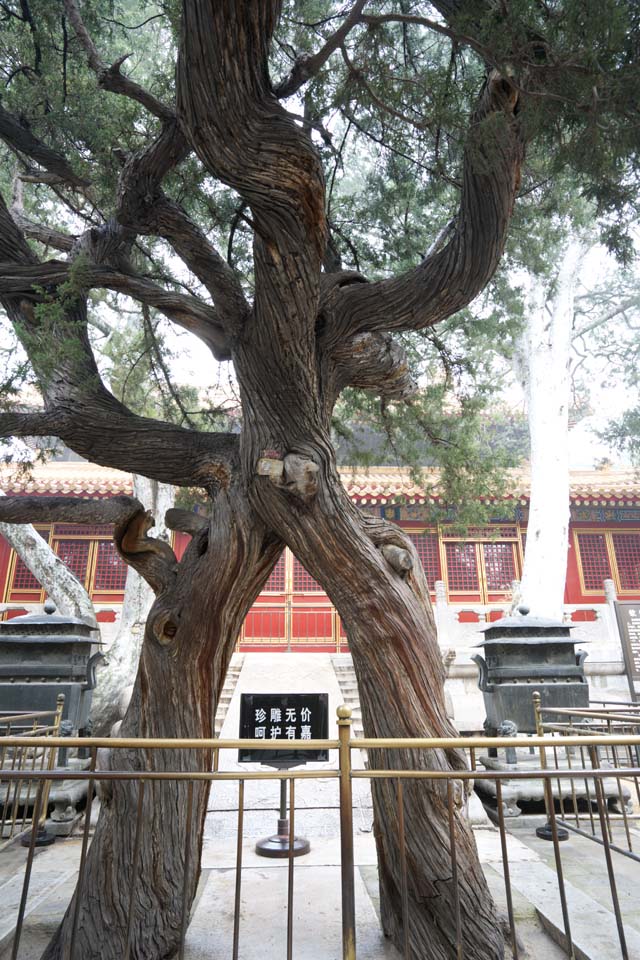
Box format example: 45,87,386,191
2,709,640,960
0,694,65,851
534,694,640,861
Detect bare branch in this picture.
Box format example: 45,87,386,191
274,0,368,99
150,197,249,331
0,406,239,490
360,12,493,64
0,495,177,595
0,495,143,526
0,103,90,188
165,507,208,536
10,212,77,252
0,410,55,436
0,260,230,359
63,0,174,121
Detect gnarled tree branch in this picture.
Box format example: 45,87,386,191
332,332,417,402
274,0,368,99
63,0,174,121
0,259,230,359
327,70,523,339
0,495,177,594
164,507,208,537
0,103,90,188
10,212,77,252
0,495,143,526
0,404,238,490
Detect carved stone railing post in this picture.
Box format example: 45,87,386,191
603,577,622,650
434,580,448,643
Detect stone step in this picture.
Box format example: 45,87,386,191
0,842,79,955
493,858,640,960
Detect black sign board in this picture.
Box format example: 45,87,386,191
238,693,329,765
614,601,640,702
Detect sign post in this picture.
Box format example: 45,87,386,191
239,692,329,858
613,602,640,702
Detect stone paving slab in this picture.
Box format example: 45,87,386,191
492,858,640,960
184,864,401,960
202,834,379,870
0,844,78,953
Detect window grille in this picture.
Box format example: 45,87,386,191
441,525,519,541
482,542,517,591
52,524,113,537
407,532,441,587
445,542,479,592
576,533,612,590
612,533,640,590
11,557,41,592
264,553,286,592
292,557,322,593
93,541,127,592
54,539,90,585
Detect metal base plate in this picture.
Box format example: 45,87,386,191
21,828,56,848
536,822,569,842
255,834,310,859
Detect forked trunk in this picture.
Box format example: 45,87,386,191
41,482,281,960
245,459,503,959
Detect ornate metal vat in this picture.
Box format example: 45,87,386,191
471,605,588,734
0,600,103,733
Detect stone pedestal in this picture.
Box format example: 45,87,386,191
474,749,632,820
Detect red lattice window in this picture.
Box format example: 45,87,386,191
407,532,441,587
264,553,286,592
93,541,127,591
612,534,640,591
576,533,612,590
292,557,323,593
11,557,42,592
445,542,479,592
483,542,517,591
54,539,90,585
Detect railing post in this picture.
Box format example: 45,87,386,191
533,691,568,841
338,705,356,960
40,693,65,830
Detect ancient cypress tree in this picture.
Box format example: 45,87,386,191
0,2,637,958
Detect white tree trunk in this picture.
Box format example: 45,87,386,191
0,491,97,625
89,476,175,734
515,240,588,620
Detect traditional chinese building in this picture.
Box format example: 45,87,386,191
1,461,638,712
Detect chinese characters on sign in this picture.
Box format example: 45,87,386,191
614,602,640,701
238,693,329,764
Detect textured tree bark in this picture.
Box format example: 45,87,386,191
40,477,281,960
235,379,503,958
